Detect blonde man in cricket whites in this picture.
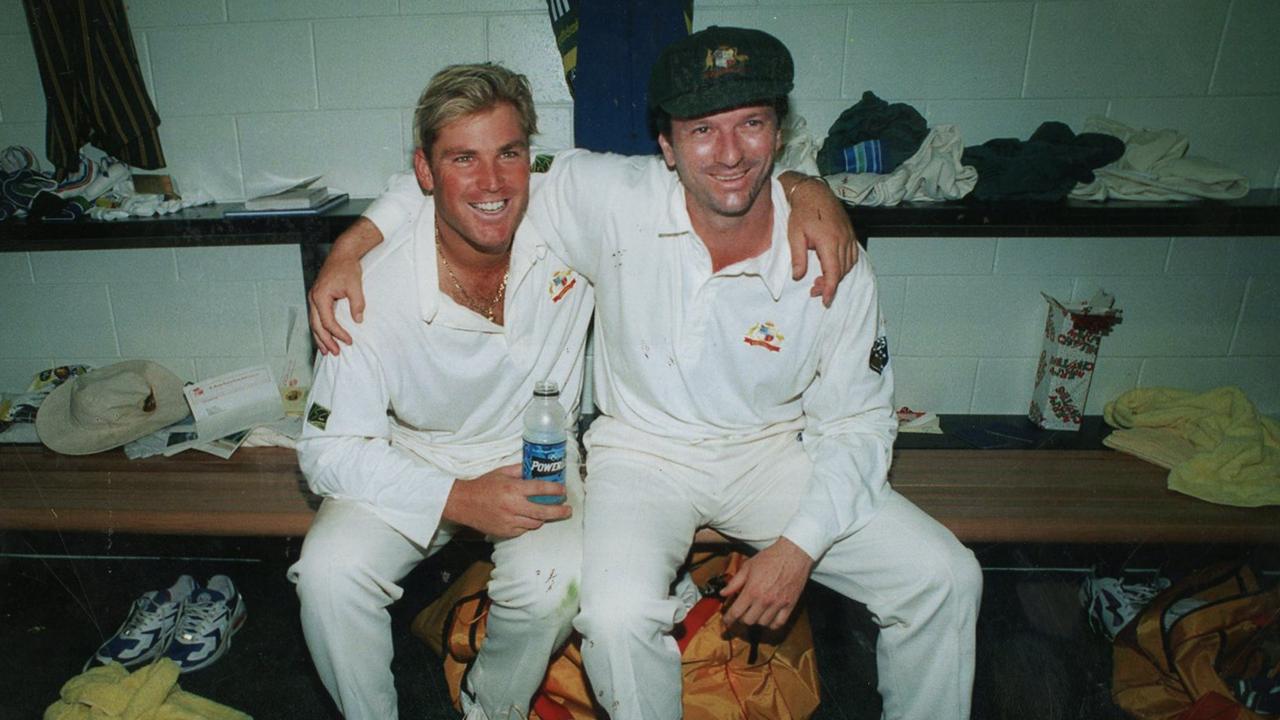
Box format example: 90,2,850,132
289,65,590,720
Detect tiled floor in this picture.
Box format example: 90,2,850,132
1,531,1267,719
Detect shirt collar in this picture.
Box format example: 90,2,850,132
412,197,547,333
506,217,545,299
659,174,791,300
411,201,442,323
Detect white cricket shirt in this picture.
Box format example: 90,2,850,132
297,190,593,547
526,151,897,560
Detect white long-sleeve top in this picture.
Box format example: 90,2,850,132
528,151,897,561
369,151,896,561
297,191,593,547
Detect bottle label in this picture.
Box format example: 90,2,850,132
523,439,566,505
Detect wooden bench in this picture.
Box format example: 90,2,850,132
4,443,1277,544
0,445,316,537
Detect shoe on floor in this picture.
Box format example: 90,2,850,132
1079,573,1171,640
86,574,198,671
164,575,247,673
0,145,39,174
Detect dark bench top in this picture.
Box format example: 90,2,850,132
5,189,1275,299
844,187,1280,238
4,189,1277,251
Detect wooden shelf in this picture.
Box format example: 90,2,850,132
889,449,1280,545
3,189,1276,255
3,190,1276,287
0,445,316,537
1,198,371,285
0,198,371,251
847,188,1280,238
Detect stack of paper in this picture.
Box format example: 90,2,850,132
184,365,286,443
125,366,286,459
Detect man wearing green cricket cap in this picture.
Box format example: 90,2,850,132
546,26,981,720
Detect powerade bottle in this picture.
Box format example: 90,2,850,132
522,380,567,505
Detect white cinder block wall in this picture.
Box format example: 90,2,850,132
1,0,1278,414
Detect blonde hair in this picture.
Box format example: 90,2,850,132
413,63,538,156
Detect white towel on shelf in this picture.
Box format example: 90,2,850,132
1070,116,1250,202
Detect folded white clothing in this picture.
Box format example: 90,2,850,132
827,124,977,207
1070,116,1250,202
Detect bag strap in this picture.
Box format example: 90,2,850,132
442,589,491,660
678,596,724,653
532,694,575,720
1134,563,1260,674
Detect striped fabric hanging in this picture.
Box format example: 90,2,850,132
22,0,166,178
546,0,579,96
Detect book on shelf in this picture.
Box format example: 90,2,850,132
243,175,331,210
223,192,349,218
245,184,330,210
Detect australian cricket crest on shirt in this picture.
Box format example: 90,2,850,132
548,269,577,303
743,321,783,352
869,336,889,374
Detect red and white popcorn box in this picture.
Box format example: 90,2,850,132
1029,290,1122,430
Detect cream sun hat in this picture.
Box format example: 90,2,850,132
35,360,190,455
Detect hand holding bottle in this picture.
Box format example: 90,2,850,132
442,463,569,539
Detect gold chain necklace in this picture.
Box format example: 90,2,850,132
435,223,509,322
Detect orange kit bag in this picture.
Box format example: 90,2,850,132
1111,561,1280,720
411,550,821,720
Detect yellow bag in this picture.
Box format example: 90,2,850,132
411,551,821,720
1112,562,1280,720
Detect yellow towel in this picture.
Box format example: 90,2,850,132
1104,386,1280,507
44,659,251,720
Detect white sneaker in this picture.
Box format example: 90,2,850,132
163,575,247,673
86,575,197,670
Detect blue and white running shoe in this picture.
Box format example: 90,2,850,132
164,575,247,673
86,575,197,670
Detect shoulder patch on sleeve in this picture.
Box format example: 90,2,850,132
531,154,555,174
869,336,889,375
306,402,330,430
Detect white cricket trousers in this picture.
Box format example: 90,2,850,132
288,462,583,720
574,420,982,720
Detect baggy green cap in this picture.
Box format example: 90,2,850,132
648,26,794,119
